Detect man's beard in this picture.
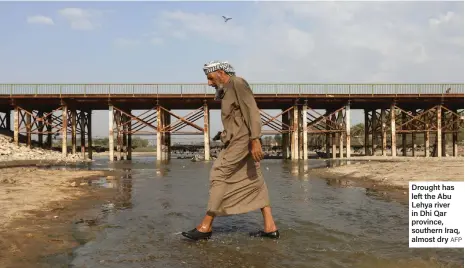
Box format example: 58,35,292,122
214,84,225,100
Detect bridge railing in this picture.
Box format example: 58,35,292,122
0,83,463,96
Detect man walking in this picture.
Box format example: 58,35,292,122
182,61,279,240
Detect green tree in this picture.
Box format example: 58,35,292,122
131,137,149,148
273,134,282,146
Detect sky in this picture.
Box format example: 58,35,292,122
0,1,463,142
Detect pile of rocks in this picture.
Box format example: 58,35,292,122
0,134,83,162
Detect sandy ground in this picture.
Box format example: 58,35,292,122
313,156,464,190
0,166,120,268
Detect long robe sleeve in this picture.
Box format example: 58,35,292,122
233,77,262,140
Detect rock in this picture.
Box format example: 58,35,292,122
70,182,77,187
0,134,84,163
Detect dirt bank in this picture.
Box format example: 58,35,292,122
0,134,86,163
0,167,121,268
313,157,464,191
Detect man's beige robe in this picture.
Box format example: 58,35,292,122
207,76,270,216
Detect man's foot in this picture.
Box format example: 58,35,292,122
181,228,212,241
249,230,280,239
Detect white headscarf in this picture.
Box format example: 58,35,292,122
203,60,235,75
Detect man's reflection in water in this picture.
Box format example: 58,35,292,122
115,168,133,209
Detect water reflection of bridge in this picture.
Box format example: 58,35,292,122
0,83,463,161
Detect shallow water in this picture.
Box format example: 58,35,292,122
56,156,463,268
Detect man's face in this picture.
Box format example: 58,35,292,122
207,71,224,90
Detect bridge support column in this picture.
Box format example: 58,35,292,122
381,109,387,156
390,104,396,157
157,106,162,161
71,109,77,154
80,110,86,159
47,112,52,149
338,109,344,158
26,112,31,148
452,109,459,157
298,107,304,159
411,110,416,157
127,111,131,160
37,111,44,148
302,102,308,160
109,105,114,161
372,109,377,156
14,107,19,146
87,110,93,160
402,112,407,156
204,102,210,161
425,123,430,157
122,113,127,160
325,110,330,158
441,108,446,157
345,103,351,158
364,109,369,155
163,109,171,160
282,109,290,159
291,103,299,160
156,106,171,161
436,106,442,158
331,113,336,159
62,105,68,157
115,109,123,161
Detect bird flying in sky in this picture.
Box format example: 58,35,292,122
222,16,232,23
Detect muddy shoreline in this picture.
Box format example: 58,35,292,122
310,156,464,204
0,164,122,268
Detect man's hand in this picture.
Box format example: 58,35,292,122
250,139,264,162
212,131,222,141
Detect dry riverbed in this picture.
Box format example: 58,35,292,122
0,167,121,268
313,157,464,200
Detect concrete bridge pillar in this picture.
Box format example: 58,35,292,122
390,103,396,157
156,106,171,161
372,109,377,156
436,105,442,158
302,101,308,160
14,107,19,146
163,108,171,160
298,106,303,159
62,105,68,157
123,113,127,160
381,109,387,156
26,112,31,148
87,110,93,160
331,112,337,159
291,103,299,160
109,105,114,161
345,102,351,158
80,110,85,158
71,109,77,154
364,109,369,156
452,109,459,157
46,112,52,149
204,102,210,161
338,109,344,158
125,111,131,160
281,109,290,159
402,111,407,156
37,111,44,148
157,106,162,161
325,110,331,158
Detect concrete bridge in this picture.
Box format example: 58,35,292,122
0,83,463,161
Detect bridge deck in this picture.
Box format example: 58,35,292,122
1,83,463,110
